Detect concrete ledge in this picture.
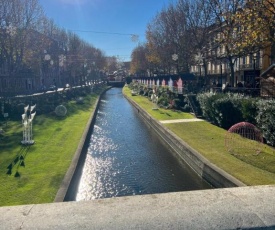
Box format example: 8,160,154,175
1,185,275,229
124,94,246,188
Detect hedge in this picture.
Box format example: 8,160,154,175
197,92,274,146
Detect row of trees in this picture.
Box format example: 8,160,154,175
0,0,120,86
130,0,275,85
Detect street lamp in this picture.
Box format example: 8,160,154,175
195,52,203,85
44,50,56,87
253,55,256,88
220,62,223,86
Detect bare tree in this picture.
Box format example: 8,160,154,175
207,0,246,86
0,0,44,75
130,44,149,76
183,0,215,80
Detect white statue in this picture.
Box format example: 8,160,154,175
21,105,36,145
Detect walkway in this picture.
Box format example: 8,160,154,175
159,118,203,124
0,185,275,229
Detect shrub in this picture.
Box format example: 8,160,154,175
256,99,275,146
197,92,226,125
214,96,243,129
240,98,258,124
197,92,275,146
172,98,181,110
197,93,257,129
157,96,169,107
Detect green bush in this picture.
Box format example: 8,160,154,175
197,92,275,146
214,96,243,129
197,92,226,125
240,98,258,124
256,99,275,146
157,95,169,107
197,93,257,129
172,98,181,110
0,85,105,119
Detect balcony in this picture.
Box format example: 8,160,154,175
207,68,229,75
239,63,261,71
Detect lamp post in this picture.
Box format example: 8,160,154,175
195,52,203,86
253,55,256,88
44,50,55,87
220,62,223,86
82,62,87,86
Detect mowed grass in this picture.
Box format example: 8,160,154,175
0,93,99,207
123,87,194,120
123,86,275,186
166,122,275,185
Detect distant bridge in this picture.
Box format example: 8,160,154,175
107,81,125,87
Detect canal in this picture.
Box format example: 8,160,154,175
75,88,211,201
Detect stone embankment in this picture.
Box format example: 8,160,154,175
124,94,245,188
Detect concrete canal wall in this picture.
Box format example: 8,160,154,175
124,94,246,188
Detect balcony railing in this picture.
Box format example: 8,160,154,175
207,69,227,75
191,68,229,76
239,63,261,70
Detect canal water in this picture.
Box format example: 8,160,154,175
75,88,211,201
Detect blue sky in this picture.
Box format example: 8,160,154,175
39,0,173,61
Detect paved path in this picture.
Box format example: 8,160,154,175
159,118,204,124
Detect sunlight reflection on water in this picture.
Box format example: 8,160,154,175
75,88,211,201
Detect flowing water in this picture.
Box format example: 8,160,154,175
75,88,211,201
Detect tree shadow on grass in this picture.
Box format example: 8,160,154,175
6,145,31,177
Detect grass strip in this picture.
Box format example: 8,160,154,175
0,91,100,206
123,86,275,186
123,87,194,120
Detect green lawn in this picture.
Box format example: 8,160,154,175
123,87,194,120
123,86,275,186
1,86,274,207
0,92,100,207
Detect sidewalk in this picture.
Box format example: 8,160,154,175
159,118,204,124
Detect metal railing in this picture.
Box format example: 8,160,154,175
239,63,261,70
